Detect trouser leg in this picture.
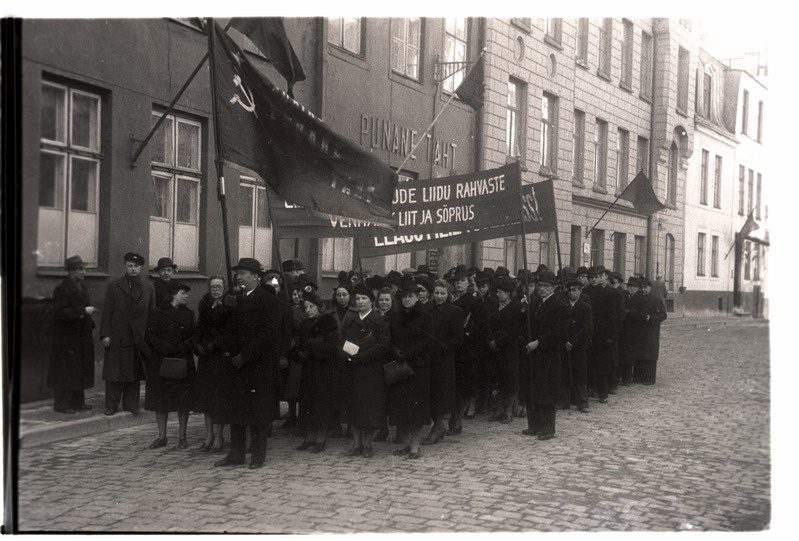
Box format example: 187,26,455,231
105,381,122,411
250,425,267,465
539,404,556,435
228,424,247,462
122,381,140,411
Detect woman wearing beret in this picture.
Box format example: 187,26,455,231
292,291,339,453
144,282,196,450
388,285,435,459
339,283,390,458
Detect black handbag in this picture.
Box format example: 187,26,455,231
159,356,188,379
383,360,414,386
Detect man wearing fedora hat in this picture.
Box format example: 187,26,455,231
47,255,98,414
151,257,178,307
100,252,155,415
584,266,616,404
214,257,281,470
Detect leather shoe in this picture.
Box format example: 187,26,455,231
148,438,167,449
310,442,326,454
178,438,188,450
344,445,363,457
522,429,539,436
362,446,373,458
296,441,315,451
599,398,608,404
214,457,244,467
499,415,512,424
446,427,462,436
248,462,264,470
104,408,117,416
392,446,411,456
579,406,590,413
407,452,422,460
55,408,76,414
537,433,555,441
198,443,212,452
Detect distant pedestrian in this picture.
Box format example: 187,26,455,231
151,257,178,307
47,255,97,414
100,252,155,416
651,275,668,301
629,278,668,385
144,282,196,450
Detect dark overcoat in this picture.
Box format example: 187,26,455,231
152,278,171,308
584,284,614,373
294,312,339,430
144,303,196,413
192,293,234,422
520,294,569,405
100,276,155,382
487,299,522,392
339,309,389,429
47,278,95,391
626,292,667,361
387,302,435,427
451,292,487,398
562,298,592,387
224,286,282,426
619,292,642,367
426,300,464,417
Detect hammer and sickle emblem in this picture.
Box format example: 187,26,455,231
229,74,258,117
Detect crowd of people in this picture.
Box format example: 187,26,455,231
48,252,668,469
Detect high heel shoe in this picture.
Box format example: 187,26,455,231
296,441,315,451
310,442,326,454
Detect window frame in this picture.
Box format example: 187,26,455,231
697,232,706,277
634,235,646,276
506,78,526,159
391,17,422,81
572,109,586,185
620,19,634,90
590,228,605,267
575,18,589,67
738,165,746,216
742,89,750,135
540,92,559,172
593,118,608,190
640,31,653,101
700,149,709,205
237,176,272,262
613,232,626,277
677,47,690,114
597,18,612,80
616,128,629,193
544,18,562,47
328,17,363,56
442,17,469,94
713,155,722,209
711,234,719,278
667,142,678,206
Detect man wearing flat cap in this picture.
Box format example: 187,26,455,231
215,257,281,470
628,277,667,385
47,255,98,414
151,257,178,307
100,252,155,415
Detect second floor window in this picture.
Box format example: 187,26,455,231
507,78,525,158
677,47,690,113
540,93,558,171
713,155,722,209
328,18,361,55
598,18,612,79
443,18,468,94
640,31,653,99
572,109,585,183
545,18,562,46
738,165,746,215
616,128,629,192
620,19,633,89
238,177,271,263
392,18,421,80
700,149,709,205
576,18,589,65
593,118,608,189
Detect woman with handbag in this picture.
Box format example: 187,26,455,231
339,283,389,458
292,291,339,453
388,284,435,459
192,276,231,452
144,282,196,450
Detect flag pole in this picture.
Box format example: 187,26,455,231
207,18,235,289
264,188,291,303
515,162,532,344
584,187,629,239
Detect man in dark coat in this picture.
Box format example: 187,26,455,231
606,271,626,394
629,278,668,385
214,257,281,470
558,279,592,412
48,255,97,413
619,276,641,385
151,257,178,307
584,266,615,404
100,252,155,416
520,271,569,440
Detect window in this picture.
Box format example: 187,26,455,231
634,235,646,276
38,81,102,268
664,233,675,291
506,78,526,158
504,238,517,271
713,155,722,209
570,225,582,268
594,118,608,189
590,229,604,267
756,173,762,220
636,136,649,177
539,232,552,268
321,237,353,273
620,19,633,89
576,18,589,65
741,90,749,135
238,177,271,262
149,111,202,270
757,100,764,143
738,165,745,215
677,47,690,113
572,109,586,183
697,232,706,276
700,149,709,205
443,18,468,94
598,18,612,79
540,93,558,171
391,18,421,80
613,232,626,276
545,18,562,46
753,243,760,281
616,128,629,192
640,31,653,99
711,235,719,277
667,142,678,205
748,169,754,214
744,240,751,280
702,73,712,118
328,18,361,55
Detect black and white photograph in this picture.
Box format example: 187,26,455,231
2,1,789,536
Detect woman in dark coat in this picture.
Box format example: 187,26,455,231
47,255,97,413
144,282,196,450
486,275,522,424
423,279,463,444
292,291,339,453
388,285,435,459
192,275,232,452
339,283,389,458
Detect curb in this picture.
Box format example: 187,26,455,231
20,410,155,449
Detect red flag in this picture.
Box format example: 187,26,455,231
454,56,484,110
229,18,306,97
618,171,666,215
737,209,760,240
210,22,398,226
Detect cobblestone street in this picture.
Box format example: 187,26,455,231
14,318,771,533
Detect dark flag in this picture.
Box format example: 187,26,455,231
618,171,666,215
229,17,306,97
737,209,760,240
210,22,398,226
454,55,484,110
